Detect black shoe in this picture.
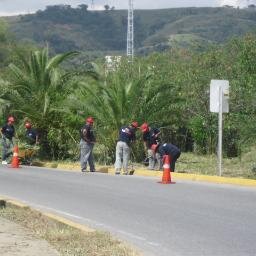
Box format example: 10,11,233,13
90,170,95,172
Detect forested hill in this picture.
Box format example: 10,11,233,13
4,5,256,55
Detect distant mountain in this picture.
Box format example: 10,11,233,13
4,6,256,56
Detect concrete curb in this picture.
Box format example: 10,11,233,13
0,196,95,233
108,167,256,187
41,162,256,188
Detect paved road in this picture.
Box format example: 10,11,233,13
0,166,256,256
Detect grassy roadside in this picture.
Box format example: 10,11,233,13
1,141,255,179
177,147,256,179
38,147,256,180
0,202,141,256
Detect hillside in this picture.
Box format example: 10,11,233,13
4,5,256,55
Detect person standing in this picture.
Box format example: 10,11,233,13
25,122,39,145
157,143,181,172
1,116,15,164
115,121,138,175
24,122,39,165
140,122,161,170
80,117,96,173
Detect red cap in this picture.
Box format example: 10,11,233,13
140,122,149,132
25,122,32,129
8,116,15,123
86,117,94,124
131,121,139,128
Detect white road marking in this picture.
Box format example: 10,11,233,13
1,194,161,249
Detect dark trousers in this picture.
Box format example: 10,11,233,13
170,151,181,172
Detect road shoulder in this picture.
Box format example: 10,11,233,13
42,162,256,187
0,217,59,256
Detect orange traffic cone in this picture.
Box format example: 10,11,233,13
161,154,171,184
11,145,20,168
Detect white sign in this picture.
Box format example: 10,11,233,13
210,80,229,113
209,79,230,176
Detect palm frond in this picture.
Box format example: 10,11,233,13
46,51,79,70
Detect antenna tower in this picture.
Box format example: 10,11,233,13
91,0,94,10
127,0,134,59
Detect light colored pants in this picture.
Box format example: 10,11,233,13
115,141,130,174
148,149,162,170
155,152,162,170
148,149,155,169
80,140,95,171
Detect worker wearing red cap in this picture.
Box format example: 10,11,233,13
23,122,39,165
80,117,96,172
115,121,138,175
1,116,15,164
25,122,39,145
140,122,161,170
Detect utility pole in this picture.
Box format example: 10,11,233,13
91,0,94,10
127,0,134,60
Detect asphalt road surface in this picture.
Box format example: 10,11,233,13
0,166,256,256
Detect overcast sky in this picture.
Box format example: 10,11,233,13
0,0,252,16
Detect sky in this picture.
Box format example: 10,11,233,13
0,0,254,16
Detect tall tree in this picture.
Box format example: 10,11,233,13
0,47,79,158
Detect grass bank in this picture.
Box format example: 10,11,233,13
2,142,254,180
0,202,140,256
177,147,256,179
38,146,256,180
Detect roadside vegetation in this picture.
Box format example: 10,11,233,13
0,18,255,179
35,146,256,179
0,202,140,256
177,146,256,178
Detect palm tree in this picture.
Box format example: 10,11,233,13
4,48,78,123
68,58,185,162
66,63,147,160
0,47,79,158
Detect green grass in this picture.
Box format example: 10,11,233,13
1,142,255,179
177,146,256,179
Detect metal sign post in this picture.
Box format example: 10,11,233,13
210,80,229,176
218,86,223,176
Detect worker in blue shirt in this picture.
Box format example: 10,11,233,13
25,122,39,145
115,121,138,175
23,122,39,165
140,122,161,170
157,143,181,172
1,116,15,164
80,117,96,173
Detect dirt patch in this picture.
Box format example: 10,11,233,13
0,217,59,256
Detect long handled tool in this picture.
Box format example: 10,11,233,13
129,148,136,175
